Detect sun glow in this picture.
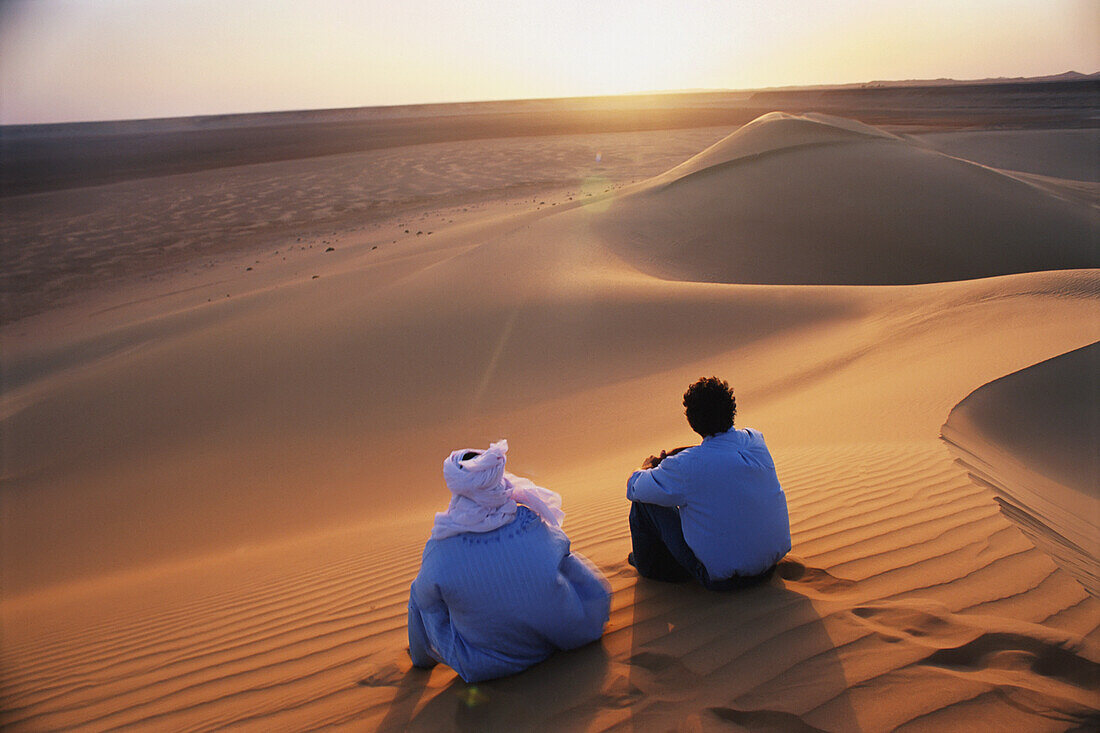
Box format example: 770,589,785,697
513,3,701,97
1,0,1096,124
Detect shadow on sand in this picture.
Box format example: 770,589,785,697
374,557,856,731
620,557,858,731
376,641,610,732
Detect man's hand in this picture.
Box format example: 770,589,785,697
642,450,668,469
641,445,691,469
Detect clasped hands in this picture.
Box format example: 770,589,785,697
641,446,689,469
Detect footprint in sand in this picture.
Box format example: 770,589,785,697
925,631,1100,690
628,651,687,674
850,603,954,638
775,558,856,594
626,651,703,692
357,663,408,687
848,602,971,646
599,675,645,709
708,706,828,733
850,603,1100,694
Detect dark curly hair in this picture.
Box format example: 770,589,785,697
683,377,736,437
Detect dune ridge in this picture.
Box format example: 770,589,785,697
593,113,1099,286
943,343,1100,597
647,111,901,183
3,112,1099,730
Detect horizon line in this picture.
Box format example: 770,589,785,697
4,69,1096,129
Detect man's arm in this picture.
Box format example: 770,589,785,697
627,450,691,507
407,594,439,669
641,445,692,470
407,570,444,669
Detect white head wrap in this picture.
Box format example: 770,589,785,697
431,439,565,541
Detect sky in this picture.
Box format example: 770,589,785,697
1,0,1097,125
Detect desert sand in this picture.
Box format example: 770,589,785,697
1,102,1098,730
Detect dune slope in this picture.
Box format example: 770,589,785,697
593,113,1099,285
943,343,1100,596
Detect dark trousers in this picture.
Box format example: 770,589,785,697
628,501,775,591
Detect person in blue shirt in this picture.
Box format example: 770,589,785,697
408,440,611,683
627,377,791,590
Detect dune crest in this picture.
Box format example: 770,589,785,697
943,343,1100,596
594,113,1099,286
650,111,900,182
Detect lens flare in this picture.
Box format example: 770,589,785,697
458,685,488,708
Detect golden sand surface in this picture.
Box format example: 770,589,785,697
1,107,1098,731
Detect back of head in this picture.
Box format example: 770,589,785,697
443,440,509,502
683,377,736,438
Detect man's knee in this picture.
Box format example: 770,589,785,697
628,500,654,532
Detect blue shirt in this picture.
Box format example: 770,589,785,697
626,428,791,578
407,506,611,683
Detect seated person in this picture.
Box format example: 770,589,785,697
408,440,611,683
627,377,791,590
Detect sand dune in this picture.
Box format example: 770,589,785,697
2,111,1099,730
943,343,1100,595
646,112,901,182
916,129,1100,182
593,113,1099,285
